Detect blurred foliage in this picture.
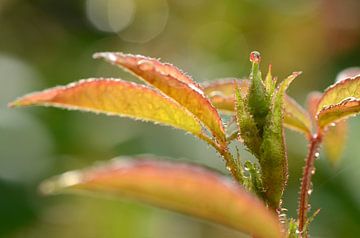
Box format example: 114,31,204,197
0,0,360,237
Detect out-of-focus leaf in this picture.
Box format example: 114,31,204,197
9,78,204,137
323,121,348,166
203,79,249,113
306,91,323,120
283,95,312,136
335,67,360,83
202,78,249,97
202,79,312,136
247,52,270,134
235,83,262,157
40,157,283,238
94,52,226,143
260,72,301,209
317,98,360,128
316,75,360,113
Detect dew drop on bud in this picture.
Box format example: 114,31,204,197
249,51,261,63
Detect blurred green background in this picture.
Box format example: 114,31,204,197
1,0,360,237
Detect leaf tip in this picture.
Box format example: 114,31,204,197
39,170,83,195
93,52,119,63
8,96,34,108
8,99,20,108
293,71,302,77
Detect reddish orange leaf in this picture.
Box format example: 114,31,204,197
202,79,312,136
40,157,283,238
94,52,226,143
9,78,204,136
306,91,323,121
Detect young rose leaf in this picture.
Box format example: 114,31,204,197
307,92,349,165
335,67,360,83
316,75,360,128
9,79,204,137
94,52,226,143
235,83,262,157
317,75,360,111
306,91,323,121
203,78,249,113
317,98,360,128
323,121,348,166
247,52,271,134
260,72,301,209
283,95,312,137
40,157,283,238
202,79,312,136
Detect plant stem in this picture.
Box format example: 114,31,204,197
297,133,322,237
199,134,244,183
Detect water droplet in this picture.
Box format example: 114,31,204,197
307,204,312,211
244,161,252,171
226,166,232,172
296,229,301,234
307,189,313,195
330,122,336,127
250,51,261,63
314,152,320,158
311,168,316,175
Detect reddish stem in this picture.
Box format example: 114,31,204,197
298,133,322,237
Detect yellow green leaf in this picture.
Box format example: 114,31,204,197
94,52,225,143
40,157,283,238
283,95,312,136
9,78,203,137
316,75,360,113
323,121,348,166
202,79,312,136
317,98,360,128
